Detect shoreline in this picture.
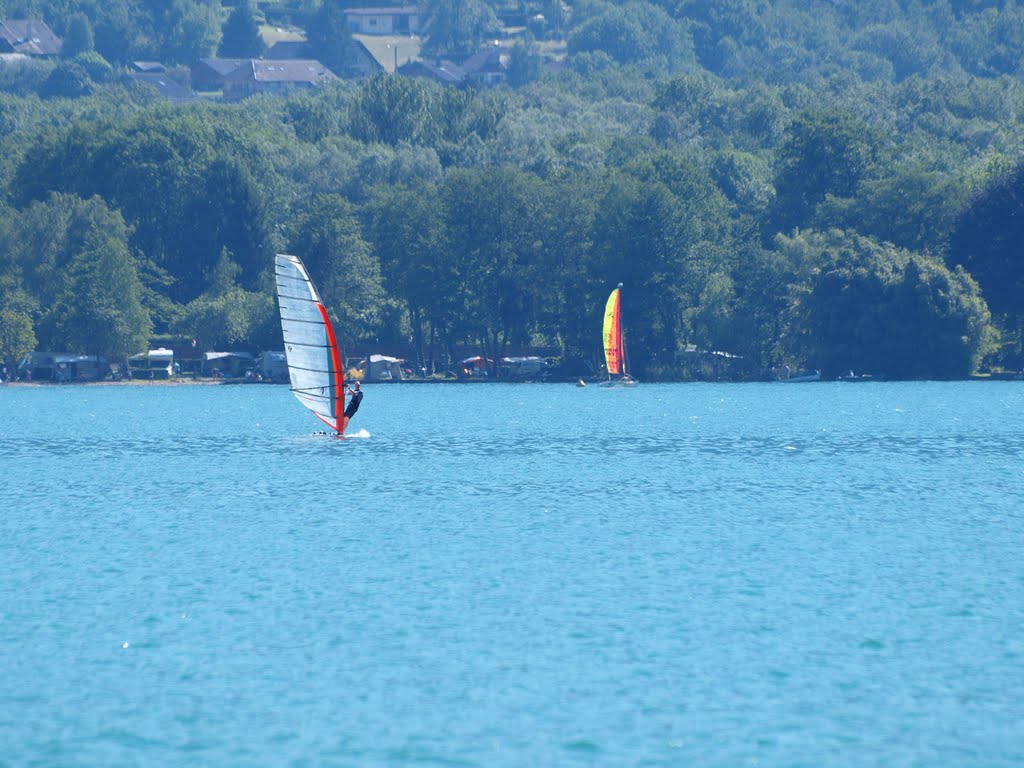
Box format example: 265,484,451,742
1,378,233,387
1,372,1017,387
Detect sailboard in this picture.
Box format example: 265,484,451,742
600,283,638,388
274,253,348,434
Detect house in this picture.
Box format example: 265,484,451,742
398,58,465,85
124,72,194,102
351,34,420,73
349,38,385,77
344,6,419,36
190,58,248,91
460,43,511,86
221,59,338,100
0,19,62,57
131,61,166,73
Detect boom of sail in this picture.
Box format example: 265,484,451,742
274,253,347,433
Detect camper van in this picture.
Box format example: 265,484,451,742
131,348,174,379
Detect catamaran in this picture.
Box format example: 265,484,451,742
600,283,638,388
274,253,349,435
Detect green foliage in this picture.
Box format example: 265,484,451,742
347,75,507,154
176,287,274,350
507,39,543,87
55,228,152,360
158,0,222,65
949,159,1024,318
948,4,1024,77
0,193,151,358
40,60,93,99
62,12,94,57
768,110,889,238
348,75,435,146
0,0,1023,380
0,308,36,371
814,163,967,254
72,51,113,84
306,0,353,74
422,0,500,58
219,0,267,58
779,229,995,378
288,193,386,345
569,1,694,70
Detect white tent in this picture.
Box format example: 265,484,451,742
366,354,405,381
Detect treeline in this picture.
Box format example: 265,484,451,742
1,0,1024,379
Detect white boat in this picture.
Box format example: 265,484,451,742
780,369,821,382
274,253,350,435
599,283,639,388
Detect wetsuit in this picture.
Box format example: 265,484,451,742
344,389,363,419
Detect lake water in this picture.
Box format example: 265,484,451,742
1,381,1022,767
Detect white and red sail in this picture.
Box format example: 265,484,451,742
274,253,347,433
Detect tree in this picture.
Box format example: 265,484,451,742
421,0,500,58
507,39,543,86
158,0,222,64
306,0,354,75
219,0,266,58
289,193,386,346
56,229,153,364
815,164,966,254
365,180,450,372
62,12,95,58
348,74,435,146
441,167,553,367
40,60,92,99
779,229,995,379
0,309,36,376
176,288,274,350
768,110,888,238
949,160,1024,318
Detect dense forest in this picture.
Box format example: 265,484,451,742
1,0,1023,380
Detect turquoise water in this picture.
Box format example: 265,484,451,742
1,381,1022,767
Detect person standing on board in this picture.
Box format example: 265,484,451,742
344,381,364,422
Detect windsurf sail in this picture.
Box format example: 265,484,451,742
603,284,623,376
274,253,346,433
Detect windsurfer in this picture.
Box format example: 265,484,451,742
344,381,363,420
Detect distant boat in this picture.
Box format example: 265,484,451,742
599,283,638,388
781,369,821,383
274,253,349,435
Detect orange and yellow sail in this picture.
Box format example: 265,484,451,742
603,285,622,376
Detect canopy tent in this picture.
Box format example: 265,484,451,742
366,353,405,381
201,350,253,377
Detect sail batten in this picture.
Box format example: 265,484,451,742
274,253,347,433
